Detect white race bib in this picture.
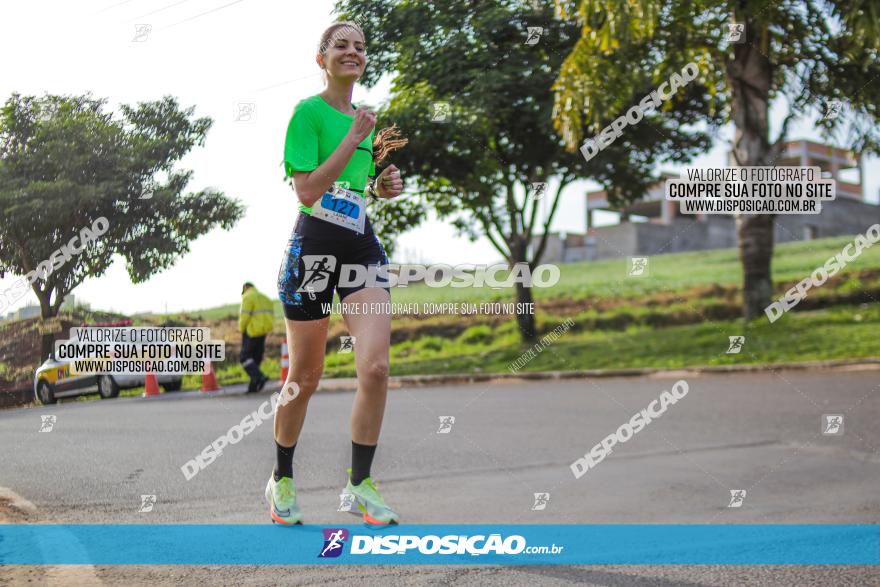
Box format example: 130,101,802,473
310,186,365,234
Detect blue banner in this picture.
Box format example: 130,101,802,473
1,524,877,565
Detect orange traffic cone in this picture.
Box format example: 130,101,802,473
143,372,161,397
279,343,289,384
201,361,220,392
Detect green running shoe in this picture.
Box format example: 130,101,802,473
343,468,399,525
265,474,303,525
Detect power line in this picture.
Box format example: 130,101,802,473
158,0,246,31
251,72,322,94
132,0,196,21
94,0,141,14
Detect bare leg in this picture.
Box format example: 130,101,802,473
341,288,391,445
274,317,328,447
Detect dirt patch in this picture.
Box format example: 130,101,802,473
0,496,32,523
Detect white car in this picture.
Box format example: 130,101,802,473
33,354,183,405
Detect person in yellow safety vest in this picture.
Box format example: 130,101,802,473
240,282,274,393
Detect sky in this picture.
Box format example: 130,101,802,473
1,0,877,315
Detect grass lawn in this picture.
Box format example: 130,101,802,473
117,233,878,395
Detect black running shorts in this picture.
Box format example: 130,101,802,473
277,214,390,321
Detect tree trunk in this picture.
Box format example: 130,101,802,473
511,239,537,342
36,290,57,360
727,12,775,320
514,280,536,342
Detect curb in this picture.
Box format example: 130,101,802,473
319,357,880,391
0,486,103,585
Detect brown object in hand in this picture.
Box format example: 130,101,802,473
373,124,408,167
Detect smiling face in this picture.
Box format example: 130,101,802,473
318,25,366,82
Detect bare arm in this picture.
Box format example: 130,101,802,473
291,108,376,207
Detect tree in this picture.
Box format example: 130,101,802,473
0,93,245,359
337,0,722,340
553,0,880,319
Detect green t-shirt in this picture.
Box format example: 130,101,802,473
283,95,376,215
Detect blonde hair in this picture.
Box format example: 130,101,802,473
318,21,365,58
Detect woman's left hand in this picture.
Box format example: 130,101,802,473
375,164,403,198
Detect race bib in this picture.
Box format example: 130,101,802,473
311,186,365,234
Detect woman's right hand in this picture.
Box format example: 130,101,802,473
346,108,377,144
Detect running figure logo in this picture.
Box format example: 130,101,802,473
726,336,745,354
727,489,747,508
297,255,338,297
234,102,257,123
437,416,455,434
628,257,649,277
431,102,450,123
337,492,357,512
339,336,356,353
822,414,844,435
531,492,550,511
140,179,155,200
139,494,157,513
132,24,152,42
318,528,349,558
530,182,547,201
823,101,842,120
726,23,745,43
524,27,543,45
39,415,56,432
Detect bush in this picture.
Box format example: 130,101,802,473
417,336,445,352
457,324,494,345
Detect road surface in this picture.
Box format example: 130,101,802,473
1,367,878,585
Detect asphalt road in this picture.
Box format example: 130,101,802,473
1,367,878,585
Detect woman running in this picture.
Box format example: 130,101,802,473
266,21,405,526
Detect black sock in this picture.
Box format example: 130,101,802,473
274,441,296,481
351,441,377,485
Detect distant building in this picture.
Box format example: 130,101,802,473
60,294,75,311
15,304,40,320
534,139,880,262
531,232,590,264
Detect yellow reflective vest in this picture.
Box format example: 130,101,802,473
240,288,274,337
